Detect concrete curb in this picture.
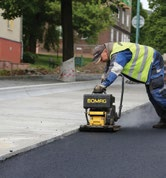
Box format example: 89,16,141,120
0,73,101,81
0,80,100,101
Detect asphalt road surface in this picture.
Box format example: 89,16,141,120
0,103,166,178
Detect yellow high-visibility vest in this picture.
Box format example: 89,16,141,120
110,42,154,83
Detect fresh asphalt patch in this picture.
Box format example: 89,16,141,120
0,103,165,178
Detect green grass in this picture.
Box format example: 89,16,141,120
82,57,92,66
31,54,91,69
30,54,62,69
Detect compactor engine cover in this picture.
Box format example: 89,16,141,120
83,94,115,110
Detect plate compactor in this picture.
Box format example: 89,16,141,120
80,75,124,132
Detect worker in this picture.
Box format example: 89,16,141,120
92,42,166,129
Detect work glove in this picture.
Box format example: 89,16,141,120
93,85,106,93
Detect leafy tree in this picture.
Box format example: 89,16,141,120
73,1,114,44
0,0,114,54
147,0,162,9
143,1,166,54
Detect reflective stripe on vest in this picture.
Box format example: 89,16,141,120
110,42,154,83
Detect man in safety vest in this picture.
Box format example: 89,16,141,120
93,42,166,129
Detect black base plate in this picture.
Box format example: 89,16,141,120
79,124,121,132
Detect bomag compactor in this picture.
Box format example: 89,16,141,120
80,75,124,132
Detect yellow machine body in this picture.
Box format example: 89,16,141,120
80,92,122,132
88,111,106,126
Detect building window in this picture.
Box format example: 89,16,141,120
121,33,124,41
110,28,114,42
116,30,119,42
126,14,130,27
56,26,62,39
121,33,130,42
118,9,120,19
7,20,14,30
126,35,130,42
122,10,125,24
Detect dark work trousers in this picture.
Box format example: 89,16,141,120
145,51,166,121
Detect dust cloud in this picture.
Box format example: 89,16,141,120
118,103,159,128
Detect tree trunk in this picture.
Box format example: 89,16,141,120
59,0,75,82
29,35,36,53
61,0,74,62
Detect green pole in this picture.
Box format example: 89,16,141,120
136,0,140,44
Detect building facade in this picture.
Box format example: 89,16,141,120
0,9,22,64
98,0,131,44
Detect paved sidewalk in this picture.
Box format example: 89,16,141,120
0,77,155,161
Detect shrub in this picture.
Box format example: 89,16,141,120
23,52,37,64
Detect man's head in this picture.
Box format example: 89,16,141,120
92,44,109,64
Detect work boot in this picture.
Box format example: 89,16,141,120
153,119,166,129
